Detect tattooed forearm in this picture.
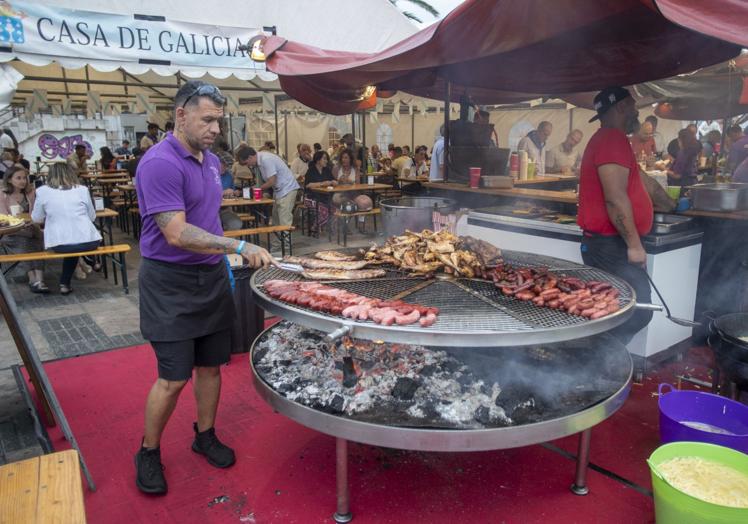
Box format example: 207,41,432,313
178,223,238,253
154,210,241,255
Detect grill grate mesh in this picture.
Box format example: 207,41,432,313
253,250,635,335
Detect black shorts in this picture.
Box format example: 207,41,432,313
151,329,232,381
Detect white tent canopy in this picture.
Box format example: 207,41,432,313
3,0,417,106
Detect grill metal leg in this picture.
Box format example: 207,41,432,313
333,437,352,523
571,428,591,495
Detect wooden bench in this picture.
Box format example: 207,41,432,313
0,244,131,293
236,213,256,224
0,450,87,524
333,208,380,246
224,225,295,256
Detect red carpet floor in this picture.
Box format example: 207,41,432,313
25,332,717,523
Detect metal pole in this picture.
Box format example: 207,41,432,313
228,114,234,151
333,437,352,523
274,95,280,153
351,113,356,142
411,109,415,151
443,81,451,182
284,111,289,162
570,428,592,495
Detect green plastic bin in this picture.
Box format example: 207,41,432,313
647,441,748,523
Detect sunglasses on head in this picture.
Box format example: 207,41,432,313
181,84,226,108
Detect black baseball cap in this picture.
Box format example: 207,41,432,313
589,87,632,122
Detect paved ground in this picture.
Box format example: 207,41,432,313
0,222,381,464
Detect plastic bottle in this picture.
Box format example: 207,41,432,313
519,150,528,180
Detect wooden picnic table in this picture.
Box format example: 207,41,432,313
0,449,87,524
308,183,392,194
220,197,274,207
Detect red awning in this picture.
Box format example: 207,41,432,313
262,0,747,114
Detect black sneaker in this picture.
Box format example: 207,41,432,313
191,423,236,468
135,444,168,495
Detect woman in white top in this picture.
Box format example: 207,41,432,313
32,163,102,295
331,149,362,207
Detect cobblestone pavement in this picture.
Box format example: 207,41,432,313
0,225,380,463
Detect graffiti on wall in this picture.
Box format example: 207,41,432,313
37,133,93,160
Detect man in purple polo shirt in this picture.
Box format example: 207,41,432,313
134,80,273,495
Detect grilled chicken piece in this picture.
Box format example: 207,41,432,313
314,250,358,262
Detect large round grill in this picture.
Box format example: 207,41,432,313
251,250,636,347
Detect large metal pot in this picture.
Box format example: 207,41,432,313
707,312,748,389
689,183,748,212
380,197,456,237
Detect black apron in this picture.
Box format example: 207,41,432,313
580,234,653,344
139,257,235,342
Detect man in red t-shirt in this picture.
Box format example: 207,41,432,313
577,86,654,343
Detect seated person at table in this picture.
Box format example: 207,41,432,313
31,163,102,295
290,143,312,183
0,165,48,293
413,149,429,178
115,139,131,158
218,152,242,231
304,150,336,232
369,144,382,171
391,147,414,177
98,146,116,172
332,149,361,206
66,144,89,174
546,129,584,176
667,129,701,187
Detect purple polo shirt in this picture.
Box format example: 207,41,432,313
136,133,223,265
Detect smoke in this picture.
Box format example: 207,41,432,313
443,332,630,411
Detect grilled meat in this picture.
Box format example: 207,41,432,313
364,229,487,277
301,268,386,280
262,280,439,326
314,250,358,262
484,265,621,320
284,255,370,270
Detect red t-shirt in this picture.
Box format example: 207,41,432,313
577,127,653,236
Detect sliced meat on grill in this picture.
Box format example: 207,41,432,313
301,268,386,280
313,250,359,262
284,256,372,270
261,280,438,327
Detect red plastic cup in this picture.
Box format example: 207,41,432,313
469,167,481,188
253,188,263,200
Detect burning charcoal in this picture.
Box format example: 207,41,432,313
456,372,474,387
359,360,376,371
278,359,292,367
474,405,491,425
419,364,437,376
327,395,345,414
342,357,358,388
440,360,461,373
391,377,420,400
